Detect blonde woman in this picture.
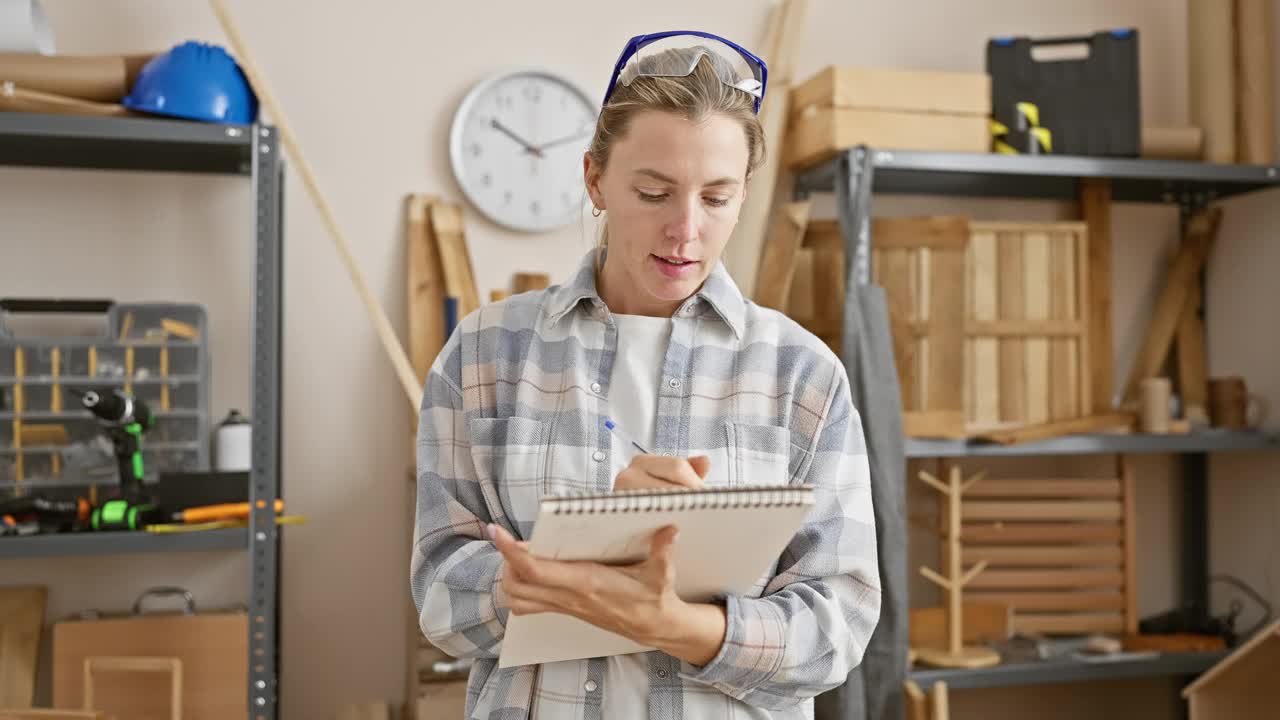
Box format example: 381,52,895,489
412,31,881,719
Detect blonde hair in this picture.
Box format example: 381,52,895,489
586,47,766,256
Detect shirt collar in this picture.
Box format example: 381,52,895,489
545,249,746,338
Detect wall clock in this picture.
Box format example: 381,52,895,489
449,69,598,233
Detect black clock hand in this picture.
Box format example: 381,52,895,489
490,118,543,158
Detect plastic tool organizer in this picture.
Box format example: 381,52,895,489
987,29,1141,157
0,299,210,497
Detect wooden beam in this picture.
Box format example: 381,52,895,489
960,522,1123,543
962,501,1123,521
1079,179,1113,412
752,201,811,311
962,478,1122,498
971,412,1135,445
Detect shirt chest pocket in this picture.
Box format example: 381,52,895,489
726,421,803,488
467,416,551,538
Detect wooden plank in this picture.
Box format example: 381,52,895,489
728,0,808,296
1235,0,1276,164
963,478,1122,498
789,65,991,116
788,249,816,325
998,231,1026,422
903,411,968,440
1121,455,1139,634
962,501,1123,521
961,545,1124,566
972,409,1136,443
928,244,966,417
970,229,999,426
1023,231,1051,423
971,412,1136,445
965,320,1084,337
1189,0,1237,163
785,107,988,170
1074,221,1093,415
1122,207,1222,404
1079,179,1113,412
428,202,481,318
752,201,811,312
871,216,970,251
965,592,1126,612
967,569,1126,589
406,194,444,385
1013,613,1126,635
0,587,46,708
1049,230,1079,420
1177,275,1209,422
961,522,1124,543
809,228,845,350
903,680,928,720
883,249,916,410
971,222,1088,235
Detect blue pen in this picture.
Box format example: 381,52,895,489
604,418,651,460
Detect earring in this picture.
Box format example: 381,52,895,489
591,206,603,217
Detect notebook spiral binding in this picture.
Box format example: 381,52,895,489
546,486,814,515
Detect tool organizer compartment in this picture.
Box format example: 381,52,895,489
0,299,210,496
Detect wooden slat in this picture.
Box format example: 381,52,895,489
870,216,970,250
406,194,444,385
971,412,1136,445
1049,231,1078,420
1013,613,1126,635
1122,208,1222,404
1074,221,1093,414
429,202,481,318
753,201,811,312
928,244,965,416
0,586,46,708
966,320,1084,337
1176,273,1209,421
964,478,1122,498
961,522,1124,543
966,591,1126,612
883,249,916,409
970,230,999,425
998,231,1026,422
961,545,1124,566
967,569,1125,589
1121,455,1139,634
970,221,1088,235
963,501,1122,521
1079,179,1113,413
1023,231,1051,423
809,226,845,352
787,249,816,324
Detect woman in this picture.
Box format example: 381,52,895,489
411,31,880,719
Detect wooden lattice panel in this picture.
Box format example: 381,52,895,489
949,457,1138,636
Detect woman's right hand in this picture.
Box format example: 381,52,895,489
613,454,710,492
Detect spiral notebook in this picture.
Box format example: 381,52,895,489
498,484,815,668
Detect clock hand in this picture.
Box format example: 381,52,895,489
490,118,543,158
536,125,594,152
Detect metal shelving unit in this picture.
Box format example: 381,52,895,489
0,111,284,719
909,651,1229,690
794,146,1280,694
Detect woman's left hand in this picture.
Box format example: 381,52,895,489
490,522,684,649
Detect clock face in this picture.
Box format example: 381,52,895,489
450,69,599,233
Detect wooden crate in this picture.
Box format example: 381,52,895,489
965,222,1091,433
949,457,1139,636
786,65,991,171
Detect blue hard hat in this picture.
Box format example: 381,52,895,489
123,41,258,124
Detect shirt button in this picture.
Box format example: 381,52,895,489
590,382,602,394
657,669,669,679
668,378,681,389
592,450,605,462
584,680,598,692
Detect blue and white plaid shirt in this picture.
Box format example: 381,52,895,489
411,250,880,719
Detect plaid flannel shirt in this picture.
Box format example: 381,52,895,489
411,250,881,719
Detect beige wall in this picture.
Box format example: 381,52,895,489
2,1,1277,718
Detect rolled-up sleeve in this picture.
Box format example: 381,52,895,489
678,366,881,708
409,351,509,659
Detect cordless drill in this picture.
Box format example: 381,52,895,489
71,388,159,530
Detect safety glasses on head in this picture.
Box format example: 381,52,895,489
602,31,768,113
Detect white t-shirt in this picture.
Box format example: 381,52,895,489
602,313,672,718
529,312,671,719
